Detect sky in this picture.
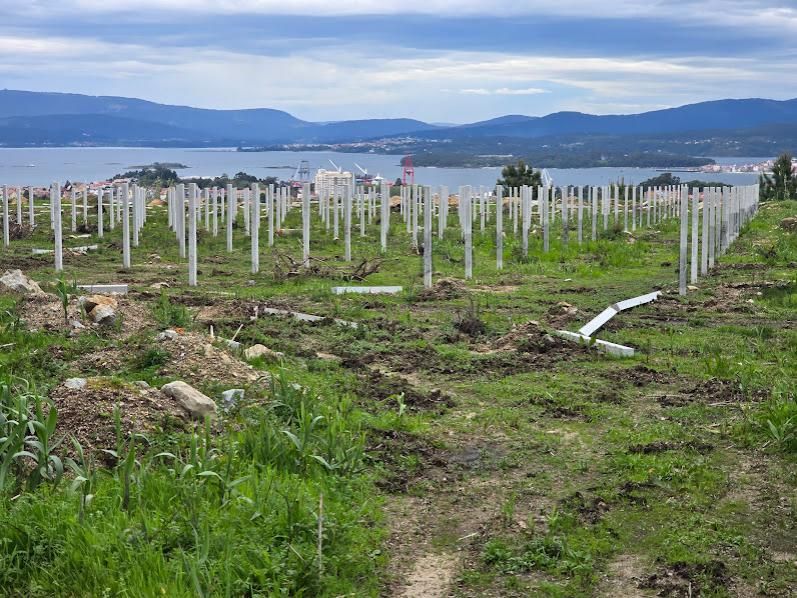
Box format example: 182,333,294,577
0,0,795,123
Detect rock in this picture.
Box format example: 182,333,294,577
780,216,797,232
89,304,116,326
156,329,178,342
225,340,241,352
150,281,170,289
80,294,118,313
0,269,44,295
244,344,284,361
221,388,245,409
687,285,699,291
70,320,86,330
134,380,150,389
64,377,87,390
161,381,217,418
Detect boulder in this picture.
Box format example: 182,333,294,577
80,294,118,313
244,344,284,361
64,377,87,390
781,216,797,232
161,381,217,418
156,329,178,342
0,270,44,295
89,304,116,326
221,388,245,410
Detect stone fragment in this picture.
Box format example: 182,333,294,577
0,269,44,295
161,381,217,418
80,294,118,313
64,377,87,390
89,304,116,326
244,344,284,361
156,329,178,341
221,388,244,409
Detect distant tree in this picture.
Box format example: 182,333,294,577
497,160,541,191
115,166,179,187
760,153,797,201
639,172,681,187
394,177,402,187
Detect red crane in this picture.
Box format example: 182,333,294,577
401,154,415,186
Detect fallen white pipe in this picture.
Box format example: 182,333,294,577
578,291,660,337
555,330,635,358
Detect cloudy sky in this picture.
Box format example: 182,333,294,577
0,0,795,122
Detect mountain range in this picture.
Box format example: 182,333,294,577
0,90,795,159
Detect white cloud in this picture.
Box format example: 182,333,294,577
0,31,795,122
461,87,548,96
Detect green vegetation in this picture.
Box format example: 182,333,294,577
497,159,542,191
114,164,181,187
638,172,732,189
760,152,797,200
0,191,794,596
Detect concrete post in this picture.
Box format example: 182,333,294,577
496,186,503,270
302,183,311,267
679,186,688,296
463,185,473,279
71,188,77,232
28,186,34,227
344,185,352,262
226,185,234,252
53,183,63,272
2,186,8,248
121,182,131,268
691,187,699,283
251,183,260,274
424,186,433,288
188,183,198,285
97,189,104,238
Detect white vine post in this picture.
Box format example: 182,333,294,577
188,182,198,286
496,185,503,269
53,183,63,272
424,185,433,288
122,182,131,269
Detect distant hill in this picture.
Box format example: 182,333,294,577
0,90,795,157
407,98,797,140
0,90,439,145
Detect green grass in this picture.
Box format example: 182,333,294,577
0,196,796,596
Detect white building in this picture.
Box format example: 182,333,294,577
314,169,355,196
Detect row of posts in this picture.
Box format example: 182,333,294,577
1,181,758,292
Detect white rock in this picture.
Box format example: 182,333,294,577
70,320,86,330
161,381,217,418
225,340,241,352
221,389,245,409
0,270,44,295
244,344,284,361
89,304,116,326
64,377,87,390
156,329,178,341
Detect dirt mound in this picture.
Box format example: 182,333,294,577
50,378,188,458
639,560,730,596
360,369,454,414
19,293,154,337
687,378,769,403
368,429,447,493
606,365,679,388
417,278,466,301
494,320,568,353
9,222,34,241
155,332,269,388
545,301,580,328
